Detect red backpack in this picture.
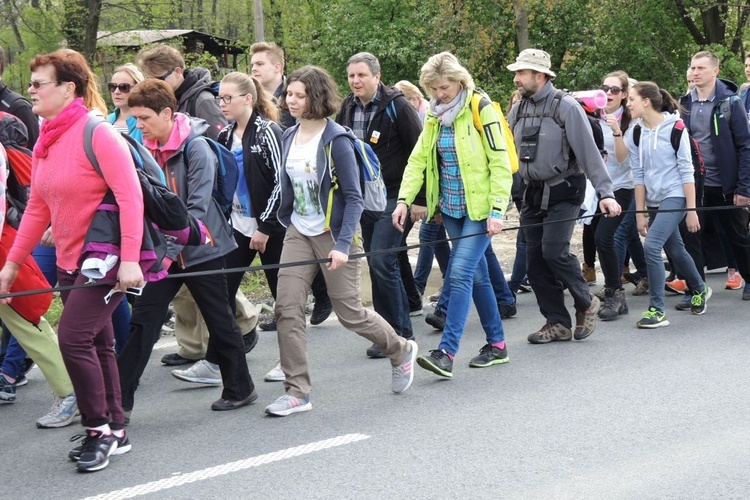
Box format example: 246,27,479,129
0,111,33,229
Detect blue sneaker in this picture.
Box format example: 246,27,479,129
743,282,750,301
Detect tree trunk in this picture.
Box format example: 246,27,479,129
514,0,530,52
62,0,86,53
701,2,726,44
84,0,102,63
7,0,26,51
254,0,265,41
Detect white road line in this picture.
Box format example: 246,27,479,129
80,433,371,500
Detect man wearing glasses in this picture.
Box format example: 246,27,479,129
138,45,226,140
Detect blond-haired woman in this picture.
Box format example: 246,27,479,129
108,63,145,143
393,52,513,378
214,72,284,313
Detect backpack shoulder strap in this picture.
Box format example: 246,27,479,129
470,92,492,134
633,124,642,148
83,116,107,177
669,120,686,155
323,141,339,232
550,90,566,127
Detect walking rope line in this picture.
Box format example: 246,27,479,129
0,204,745,299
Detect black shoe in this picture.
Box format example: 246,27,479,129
416,349,453,378
70,431,131,461
366,343,386,359
259,320,277,331
310,298,333,325
74,430,119,472
499,302,517,319
469,344,509,368
243,328,259,354
425,310,446,331
211,390,258,411
160,353,199,366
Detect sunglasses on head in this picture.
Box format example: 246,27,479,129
108,82,133,93
600,85,624,95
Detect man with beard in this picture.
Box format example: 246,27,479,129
506,49,620,344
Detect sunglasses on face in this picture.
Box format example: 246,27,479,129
154,68,175,81
215,94,248,105
600,85,624,95
28,80,61,89
108,82,134,93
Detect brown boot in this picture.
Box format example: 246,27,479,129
574,295,600,340
582,263,596,285
527,323,572,344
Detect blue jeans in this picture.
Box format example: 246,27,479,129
436,244,514,311
644,197,704,312
438,214,504,355
361,198,412,337
413,220,450,294
614,198,647,277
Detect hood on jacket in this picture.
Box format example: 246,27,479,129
717,78,739,96
176,68,213,104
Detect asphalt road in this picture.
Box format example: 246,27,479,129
3,272,750,499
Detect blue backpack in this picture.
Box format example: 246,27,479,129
184,136,240,219
324,131,387,227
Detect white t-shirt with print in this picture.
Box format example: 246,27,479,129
230,131,258,237
286,129,326,236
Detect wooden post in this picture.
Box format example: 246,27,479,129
254,0,265,42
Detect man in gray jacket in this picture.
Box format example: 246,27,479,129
506,49,621,344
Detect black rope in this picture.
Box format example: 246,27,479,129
0,204,745,299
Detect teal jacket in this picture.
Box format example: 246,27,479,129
108,109,143,144
397,91,512,221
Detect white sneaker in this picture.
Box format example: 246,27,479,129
265,394,312,416
171,360,221,385
36,393,79,428
264,362,286,382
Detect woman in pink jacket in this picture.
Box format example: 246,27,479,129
0,50,144,473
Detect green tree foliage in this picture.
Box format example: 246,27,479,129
2,0,750,106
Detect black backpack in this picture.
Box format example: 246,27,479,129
632,120,705,205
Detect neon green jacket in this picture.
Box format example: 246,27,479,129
397,91,512,221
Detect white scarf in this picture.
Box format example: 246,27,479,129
429,88,468,127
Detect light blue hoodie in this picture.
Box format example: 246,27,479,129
628,112,694,207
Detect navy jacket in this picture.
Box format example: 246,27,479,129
679,79,750,197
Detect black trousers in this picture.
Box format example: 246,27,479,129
522,200,592,329
118,256,254,411
594,188,633,290
703,186,750,282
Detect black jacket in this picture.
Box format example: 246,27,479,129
0,82,39,149
336,82,425,205
218,112,285,235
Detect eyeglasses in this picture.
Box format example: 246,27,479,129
215,94,247,104
154,68,176,81
600,85,624,95
28,80,61,89
108,82,134,93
